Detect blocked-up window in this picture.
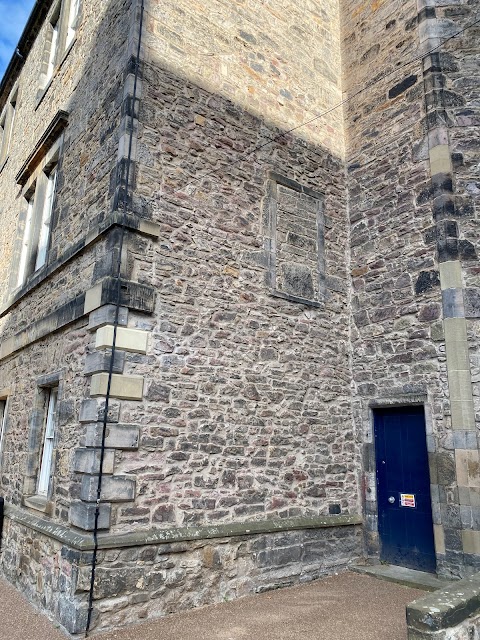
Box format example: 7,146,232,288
37,387,58,496
264,172,325,305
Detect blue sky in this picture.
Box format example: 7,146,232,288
0,0,36,80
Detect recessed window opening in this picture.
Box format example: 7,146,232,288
37,387,58,496
66,0,80,48
17,193,35,287
16,139,61,287
0,88,17,166
46,17,59,84
35,165,57,271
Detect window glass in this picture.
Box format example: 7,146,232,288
17,194,35,287
37,387,58,496
0,90,16,165
46,20,59,83
66,0,80,48
35,166,57,271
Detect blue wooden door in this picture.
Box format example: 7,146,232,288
374,407,436,573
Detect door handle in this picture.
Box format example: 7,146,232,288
388,496,395,504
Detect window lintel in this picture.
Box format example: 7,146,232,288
15,109,68,187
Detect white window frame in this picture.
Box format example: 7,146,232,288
65,0,80,48
37,387,58,496
17,194,35,287
45,18,59,84
16,137,61,287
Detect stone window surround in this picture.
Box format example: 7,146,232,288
264,170,326,308
23,371,63,515
0,82,19,174
12,130,65,290
36,0,81,108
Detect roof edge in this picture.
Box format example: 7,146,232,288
0,0,54,113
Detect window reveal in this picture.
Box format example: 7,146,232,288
37,387,58,496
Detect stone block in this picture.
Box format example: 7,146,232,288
95,325,148,354
464,289,480,319
73,448,114,474
462,530,480,555
458,485,471,506
455,450,472,488
442,288,464,318
81,474,136,502
90,373,144,400
439,261,462,290
88,304,128,330
433,525,445,554
79,398,120,423
429,144,452,175
453,431,478,451
84,349,125,375
451,400,476,431
436,452,456,486
445,341,470,372
58,596,89,635
138,219,161,237
443,317,467,343
448,369,473,403
84,283,103,314
85,423,140,449
69,501,111,531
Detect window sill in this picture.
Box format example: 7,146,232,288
23,494,53,515
269,289,324,308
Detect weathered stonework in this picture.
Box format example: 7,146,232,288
342,0,480,578
0,0,478,634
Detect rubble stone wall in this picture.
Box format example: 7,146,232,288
341,0,480,577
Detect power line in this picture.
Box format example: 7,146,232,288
162,16,480,197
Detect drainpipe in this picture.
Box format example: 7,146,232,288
84,0,145,635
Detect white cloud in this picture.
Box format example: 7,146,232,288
0,0,36,80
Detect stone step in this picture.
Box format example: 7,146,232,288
351,563,455,592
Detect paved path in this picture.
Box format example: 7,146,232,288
0,571,422,639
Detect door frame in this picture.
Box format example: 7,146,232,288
362,397,439,570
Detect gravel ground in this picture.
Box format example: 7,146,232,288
0,571,422,640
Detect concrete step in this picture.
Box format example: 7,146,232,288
351,563,454,592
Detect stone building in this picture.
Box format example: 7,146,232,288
0,0,478,634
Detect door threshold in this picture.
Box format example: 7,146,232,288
351,564,454,592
